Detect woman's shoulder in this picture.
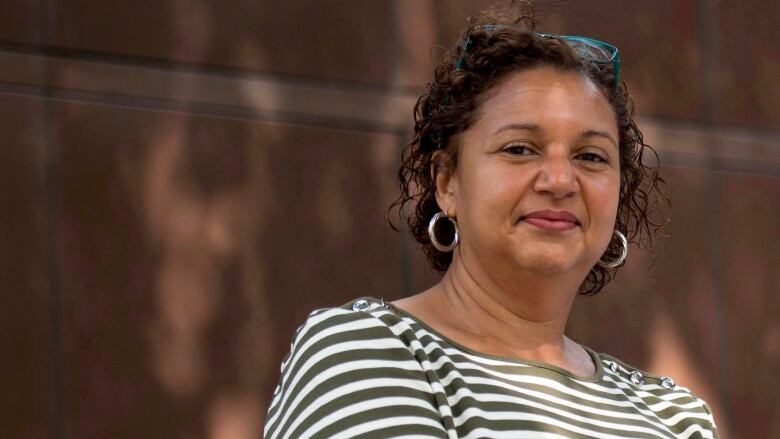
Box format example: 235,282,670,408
287,296,407,346
596,351,719,434
264,297,443,438
273,297,419,383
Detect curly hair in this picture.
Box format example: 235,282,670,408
389,1,668,295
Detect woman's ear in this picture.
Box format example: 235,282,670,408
431,150,458,217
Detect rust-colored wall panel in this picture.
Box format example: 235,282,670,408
51,0,395,85
54,102,184,438
53,101,403,437
0,0,41,45
646,166,723,378
711,0,780,129
720,173,780,438
0,94,52,438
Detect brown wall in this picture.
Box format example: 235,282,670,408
1,1,778,438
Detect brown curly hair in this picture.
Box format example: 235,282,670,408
389,1,668,295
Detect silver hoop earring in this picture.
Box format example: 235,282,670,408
597,230,628,269
428,211,459,252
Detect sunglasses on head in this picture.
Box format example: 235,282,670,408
455,25,621,87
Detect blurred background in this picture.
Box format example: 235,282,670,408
1,0,778,438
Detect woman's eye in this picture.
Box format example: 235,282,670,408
503,144,535,155
578,152,607,163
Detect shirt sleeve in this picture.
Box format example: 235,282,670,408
702,402,720,438
263,307,449,439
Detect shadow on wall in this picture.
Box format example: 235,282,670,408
136,3,269,437
55,2,403,438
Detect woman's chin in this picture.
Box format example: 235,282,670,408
513,249,583,275
523,259,572,274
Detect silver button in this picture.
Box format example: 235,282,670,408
352,300,371,312
630,371,644,385
608,361,619,373
660,376,676,389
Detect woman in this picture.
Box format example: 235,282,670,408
264,3,718,438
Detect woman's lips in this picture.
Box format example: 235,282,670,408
520,210,579,232
521,217,578,231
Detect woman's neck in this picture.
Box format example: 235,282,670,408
431,248,590,368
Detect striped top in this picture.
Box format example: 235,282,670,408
264,297,718,439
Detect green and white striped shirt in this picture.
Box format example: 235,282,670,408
264,297,718,438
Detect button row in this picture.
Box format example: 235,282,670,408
607,360,676,390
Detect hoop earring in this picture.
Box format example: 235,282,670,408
428,211,459,252
597,230,628,269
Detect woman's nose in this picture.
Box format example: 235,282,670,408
533,157,579,199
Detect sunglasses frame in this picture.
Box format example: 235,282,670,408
455,26,621,87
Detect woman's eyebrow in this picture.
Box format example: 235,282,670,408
492,123,540,135
581,130,618,147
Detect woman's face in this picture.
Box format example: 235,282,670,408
437,67,620,277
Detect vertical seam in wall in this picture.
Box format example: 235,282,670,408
40,0,64,438
697,0,733,430
706,169,732,429
43,89,64,439
396,132,414,298
697,0,715,121
390,2,413,298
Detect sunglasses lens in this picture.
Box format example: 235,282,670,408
565,39,616,63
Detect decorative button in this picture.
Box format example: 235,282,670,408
352,300,371,312
630,371,644,385
608,361,619,373
660,376,676,389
